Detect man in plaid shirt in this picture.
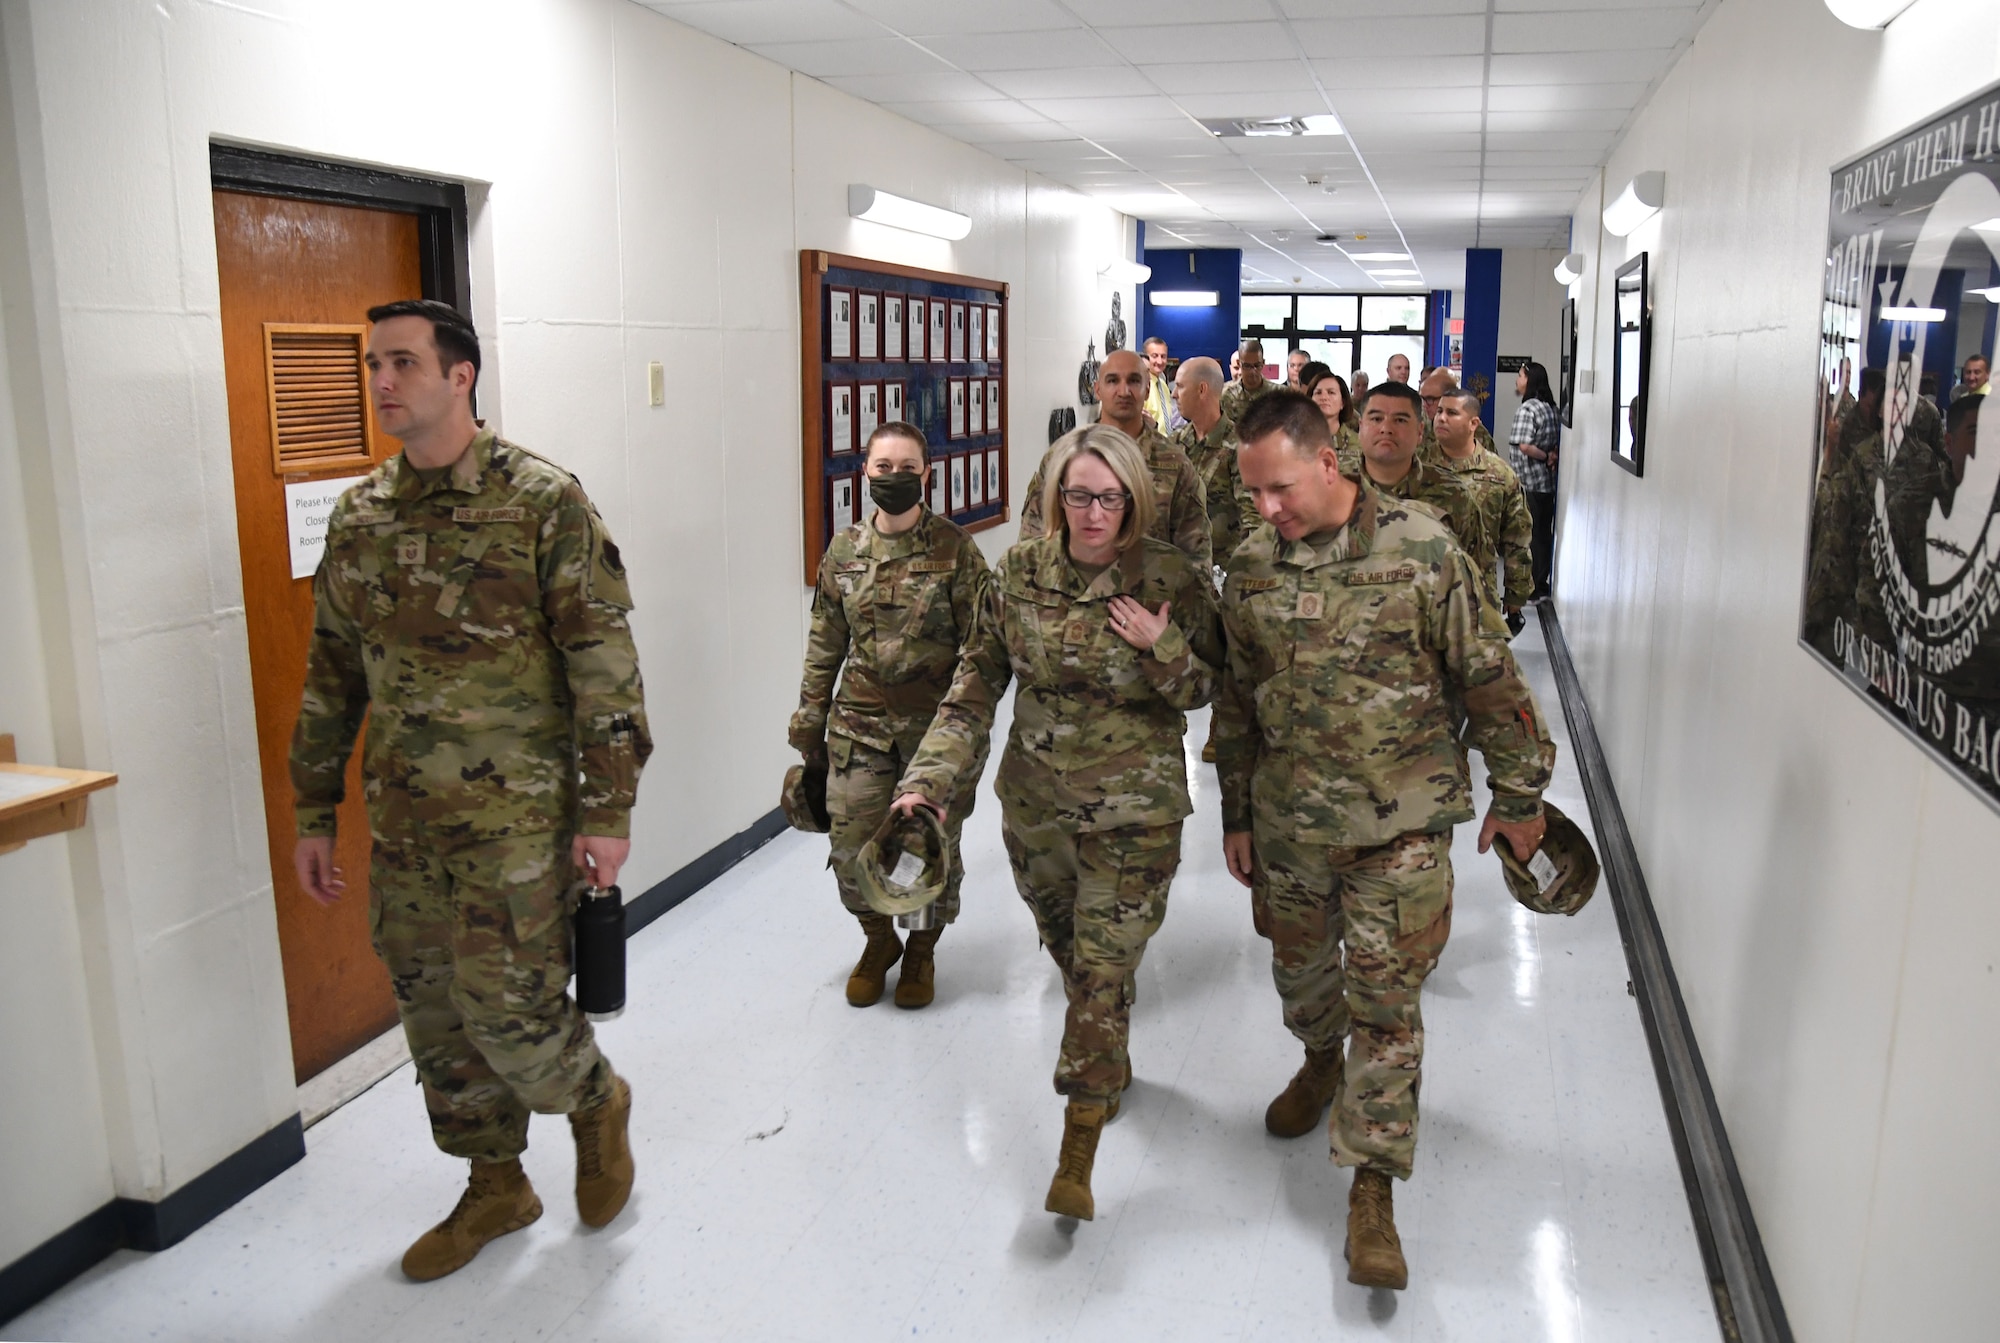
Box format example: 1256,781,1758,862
1506,363,1561,600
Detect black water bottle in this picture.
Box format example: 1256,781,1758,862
573,884,626,1021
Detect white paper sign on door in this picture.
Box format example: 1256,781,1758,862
286,475,368,579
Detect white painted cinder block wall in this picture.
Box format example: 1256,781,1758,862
1492,248,1568,442
1557,0,2000,1337
0,0,1130,1269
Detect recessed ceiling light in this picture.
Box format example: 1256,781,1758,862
1349,252,1411,261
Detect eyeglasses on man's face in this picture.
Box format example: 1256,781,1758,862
1059,487,1131,512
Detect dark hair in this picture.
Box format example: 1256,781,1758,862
1238,387,1332,452
1947,392,1983,434
1859,367,1886,400
1358,380,1423,418
866,420,929,464
1519,361,1556,408
1967,354,1990,371
366,299,481,385
1443,387,1484,415
1299,364,1356,428
1297,361,1332,386
1920,372,1939,395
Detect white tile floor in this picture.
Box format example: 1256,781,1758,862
8,610,1721,1342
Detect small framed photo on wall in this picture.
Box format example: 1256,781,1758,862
831,474,857,529
985,378,1000,431
969,306,984,365
930,459,947,514
985,449,1001,503
929,299,947,364
948,378,966,439
950,455,966,513
883,294,904,362
858,382,880,449
857,291,880,361
969,378,985,436
885,380,905,421
986,305,1001,361
828,288,853,360
905,297,926,361
828,382,854,457
949,301,967,362
969,450,985,506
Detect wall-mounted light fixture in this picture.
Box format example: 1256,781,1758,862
1824,0,1916,27
1602,171,1665,237
1149,291,1219,307
1099,259,1153,285
1554,252,1586,284
1879,305,1947,322
848,184,971,240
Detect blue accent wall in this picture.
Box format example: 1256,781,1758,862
1425,290,1453,369
1462,248,1502,417
1136,246,1242,363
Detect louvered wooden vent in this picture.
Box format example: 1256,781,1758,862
264,323,374,475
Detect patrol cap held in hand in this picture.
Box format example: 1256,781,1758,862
781,762,830,833
856,807,951,918
1496,800,1600,916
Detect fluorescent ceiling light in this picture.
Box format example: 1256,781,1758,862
847,184,970,241
1880,305,1946,322
1350,252,1410,261
1149,291,1219,307
1554,252,1586,284
1099,259,1152,285
1602,170,1665,236
1367,269,1421,278
1972,286,2000,302
1973,217,2000,235
1823,0,1916,27
1300,114,1343,136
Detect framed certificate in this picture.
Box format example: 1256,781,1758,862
884,379,905,422
930,459,946,514
948,301,967,362
857,291,880,361
906,298,926,361
986,378,1001,431
858,381,880,450
948,378,966,439
882,294,904,362
859,470,877,525
986,449,1001,503
831,474,857,529
828,288,853,360
949,455,966,513
969,378,985,436
968,450,985,506
829,382,854,456
969,305,984,365
986,304,1001,361
929,300,947,364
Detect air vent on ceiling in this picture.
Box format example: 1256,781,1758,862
1199,115,1342,139
263,323,374,475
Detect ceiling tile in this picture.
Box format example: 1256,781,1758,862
1341,110,1485,135
1312,56,1486,88
1493,7,1704,52
1067,0,1279,22
1136,60,1321,94
980,66,1155,98
1094,21,1298,64
1278,0,1485,13
1486,49,1675,84
1327,86,1484,115
1173,93,1330,119
648,0,880,44
1289,15,1488,57
920,29,1114,68
850,0,1081,33
1485,81,1648,112
1021,94,1188,120
824,71,1009,103
744,37,952,76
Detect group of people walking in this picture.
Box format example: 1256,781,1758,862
793,339,1560,1290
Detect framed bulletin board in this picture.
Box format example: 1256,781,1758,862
801,250,1009,584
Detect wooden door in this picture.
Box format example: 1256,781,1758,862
215,190,420,1083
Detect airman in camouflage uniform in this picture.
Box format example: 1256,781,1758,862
791,424,990,1009
1221,388,1554,1291
291,301,650,1281
1170,356,1260,566
1220,338,1278,431
1019,348,1209,568
895,425,1223,1223
1804,369,1886,655
1424,387,1535,613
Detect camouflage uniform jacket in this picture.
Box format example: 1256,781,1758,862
1421,446,1535,609
1216,470,1554,847
901,534,1224,833
1019,421,1211,569
1219,376,1276,431
291,428,653,843
1171,415,1260,565
789,507,991,760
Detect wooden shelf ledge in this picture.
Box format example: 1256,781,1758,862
0,733,117,854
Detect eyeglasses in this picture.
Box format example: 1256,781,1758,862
1059,487,1131,511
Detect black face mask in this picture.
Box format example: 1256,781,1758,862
869,470,925,517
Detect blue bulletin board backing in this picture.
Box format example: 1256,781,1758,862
800,250,1009,584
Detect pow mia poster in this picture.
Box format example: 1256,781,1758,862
1802,79,2000,810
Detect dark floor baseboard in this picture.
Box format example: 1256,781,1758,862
625,806,787,936
0,1116,304,1326
1537,605,1793,1343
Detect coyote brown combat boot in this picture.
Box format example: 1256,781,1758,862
1044,1100,1109,1220
1344,1168,1409,1289
569,1074,635,1227
400,1158,542,1281
847,914,903,1006
894,925,943,1009
1264,1043,1344,1138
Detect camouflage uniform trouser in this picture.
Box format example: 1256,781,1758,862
371,831,615,1162
826,735,970,924
1253,828,1453,1179
1001,808,1183,1104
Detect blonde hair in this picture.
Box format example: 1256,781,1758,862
1038,424,1155,552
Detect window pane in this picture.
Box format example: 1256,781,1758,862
1361,295,1426,332
1296,295,1358,332
1298,337,1354,374
1359,334,1424,384
1240,294,1291,331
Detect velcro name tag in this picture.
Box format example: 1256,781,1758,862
907,559,955,573
1294,592,1325,619
453,506,526,523
1346,565,1416,586
347,509,395,528
1237,576,1283,593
